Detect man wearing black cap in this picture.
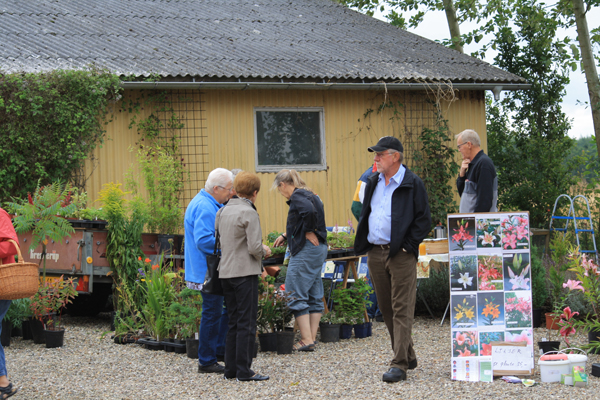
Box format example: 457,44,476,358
354,136,431,382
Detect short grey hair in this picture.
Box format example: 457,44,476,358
205,168,233,194
230,169,243,179
387,149,404,164
456,129,481,147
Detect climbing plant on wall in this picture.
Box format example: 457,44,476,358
0,67,122,202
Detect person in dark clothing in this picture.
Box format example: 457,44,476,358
273,169,327,352
455,129,498,213
354,136,431,383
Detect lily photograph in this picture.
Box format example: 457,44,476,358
500,214,530,250
452,330,479,358
476,218,502,249
477,254,503,291
503,252,531,291
478,331,505,356
504,291,533,328
451,294,478,328
449,217,476,251
450,255,477,291
477,292,504,327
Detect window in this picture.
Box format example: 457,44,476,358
254,108,326,172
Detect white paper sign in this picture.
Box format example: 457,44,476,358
491,345,534,372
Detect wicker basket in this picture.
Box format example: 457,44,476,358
0,239,40,300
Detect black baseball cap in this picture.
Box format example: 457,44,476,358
368,136,403,153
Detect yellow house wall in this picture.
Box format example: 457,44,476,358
86,88,487,236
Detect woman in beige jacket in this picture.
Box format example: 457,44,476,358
216,171,271,382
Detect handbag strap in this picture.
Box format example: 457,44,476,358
214,208,222,255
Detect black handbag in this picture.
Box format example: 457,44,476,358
201,228,223,296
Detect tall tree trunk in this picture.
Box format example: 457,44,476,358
442,0,463,53
572,0,600,156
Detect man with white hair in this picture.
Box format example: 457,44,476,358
456,129,498,213
185,168,234,373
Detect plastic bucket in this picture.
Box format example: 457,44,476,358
539,351,571,383
559,347,588,370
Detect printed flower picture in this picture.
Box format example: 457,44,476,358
451,294,477,327
477,292,504,327
476,218,502,248
505,329,534,348
504,291,532,328
500,214,530,250
503,253,531,291
479,331,505,356
478,254,503,291
449,217,476,251
450,255,477,291
452,330,479,357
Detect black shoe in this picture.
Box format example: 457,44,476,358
216,354,225,362
375,315,384,322
382,367,406,382
237,373,269,381
198,363,225,374
408,359,418,370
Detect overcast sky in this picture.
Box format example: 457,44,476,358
373,7,600,139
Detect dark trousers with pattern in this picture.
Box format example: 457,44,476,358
367,246,417,372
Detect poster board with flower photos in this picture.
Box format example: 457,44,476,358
448,212,533,382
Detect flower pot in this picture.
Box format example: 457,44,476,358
276,330,295,354
186,338,199,359
258,332,278,352
140,338,164,351
21,319,33,341
319,323,340,343
545,312,560,330
532,308,543,328
366,321,372,337
44,328,65,348
340,324,353,339
162,338,175,352
29,317,46,344
353,322,369,339
588,329,600,354
1,319,11,347
174,234,184,255
11,326,22,338
538,341,560,354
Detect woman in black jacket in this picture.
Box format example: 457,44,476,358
273,170,327,352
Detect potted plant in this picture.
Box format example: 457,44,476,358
272,288,293,354
546,235,571,330
530,245,548,327
29,276,78,348
319,311,344,343
332,278,372,339
257,276,278,352
167,287,202,357
4,298,31,340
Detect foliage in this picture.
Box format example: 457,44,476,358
326,230,355,249
99,182,146,311
257,276,278,333
8,180,77,279
30,276,78,330
273,286,293,332
0,68,122,202
412,107,460,228
263,231,287,257
530,245,549,309
332,278,373,325
320,310,345,324
414,263,450,315
4,298,31,329
167,288,203,339
546,235,572,311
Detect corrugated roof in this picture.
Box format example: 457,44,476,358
0,0,526,84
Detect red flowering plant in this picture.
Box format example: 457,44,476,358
29,276,78,330
451,219,474,251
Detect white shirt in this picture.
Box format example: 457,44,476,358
367,165,406,245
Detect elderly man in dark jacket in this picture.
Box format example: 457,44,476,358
354,136,431,383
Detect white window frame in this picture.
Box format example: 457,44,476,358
253,107,327,173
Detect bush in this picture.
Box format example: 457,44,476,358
415,262,450,315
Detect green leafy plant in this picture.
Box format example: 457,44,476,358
30,276,78,330
257,276,278,333
320,310,345,324
8,180,77,279
167,288,203,339
272,288,293,332
263,231,286,257
531,245,549,309
332,278,373,325
4,298,32,329
0,68,122,202
326,230,355,249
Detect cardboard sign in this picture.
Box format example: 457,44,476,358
491,341,534,375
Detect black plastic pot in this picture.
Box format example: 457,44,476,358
29,317,46,344
319,323,340,343
173,339,187,354
140,338,164,351
1,319,11,347
340,324,353,339
538,340,560,354
366,321,372,337
589,329,600,354
162,338,175,352
44,328,65,348
186,338,199,359
353,323,369,339
10,326,22,338
258,332,278,352
276,331,294,354
21,319,33,341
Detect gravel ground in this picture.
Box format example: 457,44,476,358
4,313,600,399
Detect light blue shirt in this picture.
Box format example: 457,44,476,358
367,165,406,245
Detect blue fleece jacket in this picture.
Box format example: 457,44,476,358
184,189,223,284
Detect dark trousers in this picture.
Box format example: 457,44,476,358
222,275,258,379
367,247,417,372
